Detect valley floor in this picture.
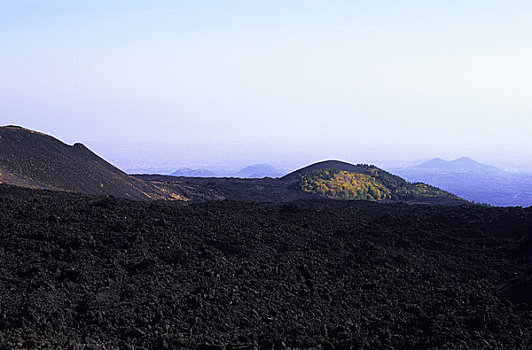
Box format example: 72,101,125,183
0,185,530,349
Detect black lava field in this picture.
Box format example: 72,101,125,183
0,185,531,349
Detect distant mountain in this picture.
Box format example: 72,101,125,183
171,168,216,177
0,126,186,200
394,157,532,206
140,159,466,204
236,164,284,178
416,157,448,169
417,157,502,173
0,128,467,206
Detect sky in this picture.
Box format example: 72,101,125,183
1,1,531,173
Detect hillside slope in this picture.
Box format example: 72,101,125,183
0,126,184,200
139,160,466,205
285,160,465,203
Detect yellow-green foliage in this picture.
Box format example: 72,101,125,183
300,168,457,201
300,170,392,200
409,183,449,198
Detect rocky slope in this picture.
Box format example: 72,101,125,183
0,184,530,349
0,126,184,201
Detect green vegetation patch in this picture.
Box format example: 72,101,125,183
300,168,459,201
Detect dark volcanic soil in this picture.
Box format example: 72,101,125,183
0,126,184,201
0,184,531,349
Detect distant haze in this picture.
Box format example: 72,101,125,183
1,1,531,172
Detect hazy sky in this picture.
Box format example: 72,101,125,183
1,1,531,172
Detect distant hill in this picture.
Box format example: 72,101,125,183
285,160,463,202
139,159,466,204
171,168,216,177
236,164,284,178
393,157,532,206
0,126,185,200
283,160,375,179
0,128,466,205
417,157,502,173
